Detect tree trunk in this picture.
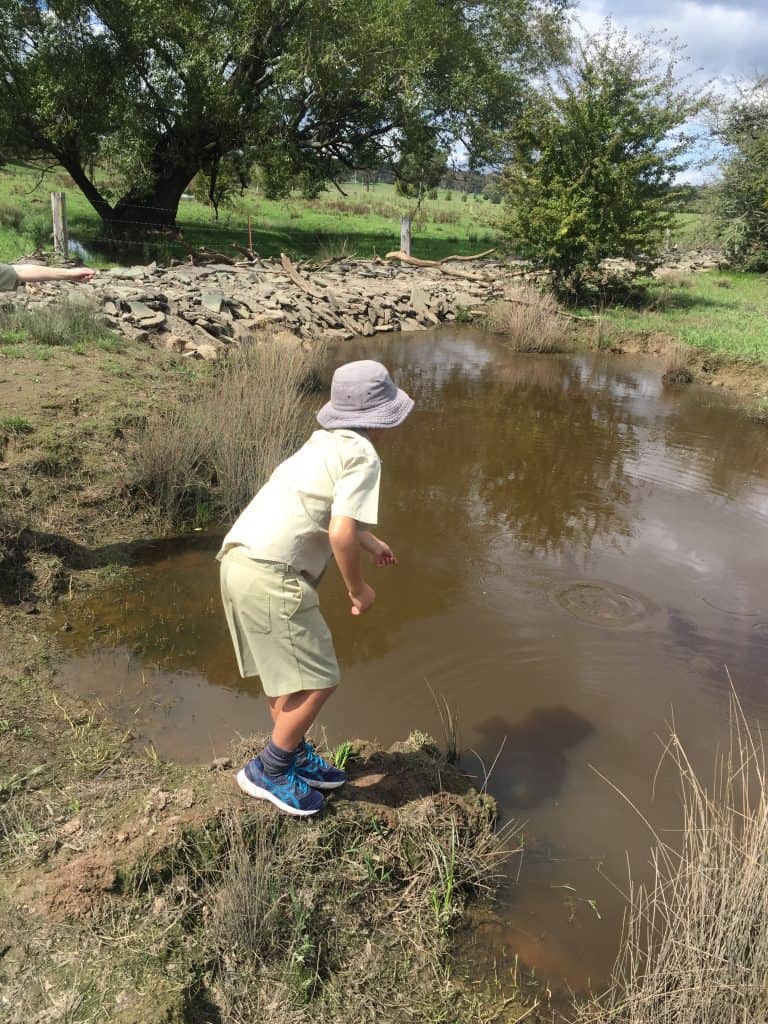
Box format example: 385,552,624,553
106,165,197,235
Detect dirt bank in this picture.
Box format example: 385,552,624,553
0,597,523,1022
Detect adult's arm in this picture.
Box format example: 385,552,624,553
14,265,95,284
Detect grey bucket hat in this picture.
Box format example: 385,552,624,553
316,360,414,430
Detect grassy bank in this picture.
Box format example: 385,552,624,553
0,162,502,265
588,270,768,366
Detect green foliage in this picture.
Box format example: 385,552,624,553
716,77,768,271
0,1,568,232
502,26,705,299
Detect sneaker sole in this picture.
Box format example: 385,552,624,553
302,776,347,791
236,769,322,817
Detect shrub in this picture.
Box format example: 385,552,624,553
485,284,566,352
502,27,705,300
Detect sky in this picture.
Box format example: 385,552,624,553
577,0,767,84
575,1,768,182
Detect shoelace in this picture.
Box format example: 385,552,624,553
285,764,311,795
302,742,327,771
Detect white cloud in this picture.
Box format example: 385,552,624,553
577,1,768,82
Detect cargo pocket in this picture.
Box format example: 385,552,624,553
234,563,272,635
281,574,305,621
285,574,319,619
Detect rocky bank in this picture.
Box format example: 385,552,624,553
9,254,518,359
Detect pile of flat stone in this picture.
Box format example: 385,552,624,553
13,256,512,360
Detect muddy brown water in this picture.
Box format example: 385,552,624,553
52,328,768,995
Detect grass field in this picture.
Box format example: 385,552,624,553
595,271,768,364
0,162,503,265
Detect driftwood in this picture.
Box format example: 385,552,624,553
231,243,260,262
383,249,493,282
280,252,325,298
184,243,236,265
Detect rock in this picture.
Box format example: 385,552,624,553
195,343,220,361
161,334,185,353
108,266,146,281
201,291,225,313
208,757,233,771
103,300,119,317
409,285,433,316
174,787,195,809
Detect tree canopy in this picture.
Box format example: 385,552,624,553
0,0,569,233
501,26,704,298
716,77,768,271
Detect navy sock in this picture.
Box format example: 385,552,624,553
260,739,298,778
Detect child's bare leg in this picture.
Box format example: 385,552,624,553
268,687,337,751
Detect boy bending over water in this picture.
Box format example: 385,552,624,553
218,360,413,816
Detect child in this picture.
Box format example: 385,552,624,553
218,359,413,816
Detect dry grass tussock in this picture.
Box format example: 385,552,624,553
132,340,324,524
574,690,768,1024
197,794,519,1024
485,284,566,352
0,297,113,347
662,343,694,385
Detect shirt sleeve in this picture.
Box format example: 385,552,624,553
331,452,381,526
0,265,18,291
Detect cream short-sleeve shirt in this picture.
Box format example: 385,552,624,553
217,429,381,583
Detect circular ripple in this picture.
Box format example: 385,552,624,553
553,581,654,628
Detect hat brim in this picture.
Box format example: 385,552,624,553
316,388,414,430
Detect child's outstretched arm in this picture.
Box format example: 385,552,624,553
329,515,376,616
358,531,397,566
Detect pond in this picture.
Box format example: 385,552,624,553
52,327,768,995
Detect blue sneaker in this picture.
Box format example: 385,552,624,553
293,740,347,791
236,756,324,817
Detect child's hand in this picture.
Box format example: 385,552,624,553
371,539,397,567
349,582,376,616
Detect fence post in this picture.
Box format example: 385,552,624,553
400,216,412,256
51,191,69,256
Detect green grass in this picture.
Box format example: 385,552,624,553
594,271,768,364
0,415,33,435
0,162,501,265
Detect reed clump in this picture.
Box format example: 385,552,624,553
131,340,324,524
662,343,694,385
574,692,768,1024
485,284,566,352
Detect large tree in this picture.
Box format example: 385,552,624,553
501,26,704,298
0,0,568,235
716,77,768,271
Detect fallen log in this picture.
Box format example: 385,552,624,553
280,252,326,298
383,250,487,282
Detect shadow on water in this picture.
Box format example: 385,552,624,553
0,527,217,606
471,708,595,811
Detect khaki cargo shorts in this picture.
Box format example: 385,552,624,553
219,547,340,697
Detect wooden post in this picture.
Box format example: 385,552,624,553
51,191,69,256
247,215,253,251
400,216,412,257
